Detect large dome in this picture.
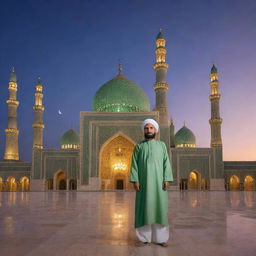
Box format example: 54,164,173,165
174,125,196,148
92,74,150,112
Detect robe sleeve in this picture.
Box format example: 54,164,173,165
162,142,173,182
130,144,140,183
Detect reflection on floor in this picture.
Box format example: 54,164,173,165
0,191,256,256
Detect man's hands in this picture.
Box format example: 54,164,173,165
133,182,140,192
163,181,170,190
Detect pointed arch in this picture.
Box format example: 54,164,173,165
99,133,136,190
230,175,240,190
244,175,255,191
99,132,136,156
7,176,17,191
188,170,201,190
20,176,30,191
54,170,67,190
69,179,77,190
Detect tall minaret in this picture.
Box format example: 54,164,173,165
209,64,222,147
4,67,20,160
153,29,170,126
209,64,224,182
32,77,44,149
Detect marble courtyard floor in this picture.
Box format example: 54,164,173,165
0,191,256,256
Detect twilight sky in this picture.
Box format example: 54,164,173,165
0,0,256,161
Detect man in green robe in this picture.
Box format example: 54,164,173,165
130,119,173,246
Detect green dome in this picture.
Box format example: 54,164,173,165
60,129,79,149
174,125,196,147
92,74,150,112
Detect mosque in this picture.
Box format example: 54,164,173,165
0,31,255,192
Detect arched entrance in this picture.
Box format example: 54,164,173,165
54,171,67,190
7,177,17,191
69,179,77,190
100,134,135,190
230,175,240,190
188,171,200,190
20,177,30,191
180,178,188,190
244,176,254,191
201,178,209,190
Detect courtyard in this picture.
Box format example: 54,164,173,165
0,191,255,256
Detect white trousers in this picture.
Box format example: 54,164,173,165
135,224,169,243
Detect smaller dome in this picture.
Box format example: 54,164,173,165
174,125,196,148
60,129,79,149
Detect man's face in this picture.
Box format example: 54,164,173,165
144,123,156,139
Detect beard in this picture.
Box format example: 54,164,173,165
144,133,156,139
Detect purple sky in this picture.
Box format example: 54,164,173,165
0,0,256,161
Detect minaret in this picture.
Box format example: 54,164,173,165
32,77,45,149
209,64,222,147
4,67,20,160
153,29,170,126
170,119,175,148
209,64,224,183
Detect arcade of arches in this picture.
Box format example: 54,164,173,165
179,172,256,191
229,175,255,191
0,176,30,191
100,135,135,190
0,172,255,192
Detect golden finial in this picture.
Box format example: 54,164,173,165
118,60,122,75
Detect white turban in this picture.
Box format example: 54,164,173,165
141,119,159,132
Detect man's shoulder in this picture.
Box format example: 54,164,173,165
156,140,167,146
157,140,168,151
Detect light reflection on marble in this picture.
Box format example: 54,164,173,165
0,191,255,256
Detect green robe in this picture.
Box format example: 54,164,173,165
130,140,173,228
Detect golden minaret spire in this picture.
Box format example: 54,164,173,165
32,77,45,149
4,67,20,160
153,29,170,126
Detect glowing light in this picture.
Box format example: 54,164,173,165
112,162,127,171
176,143,196,148
61,144,79,149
